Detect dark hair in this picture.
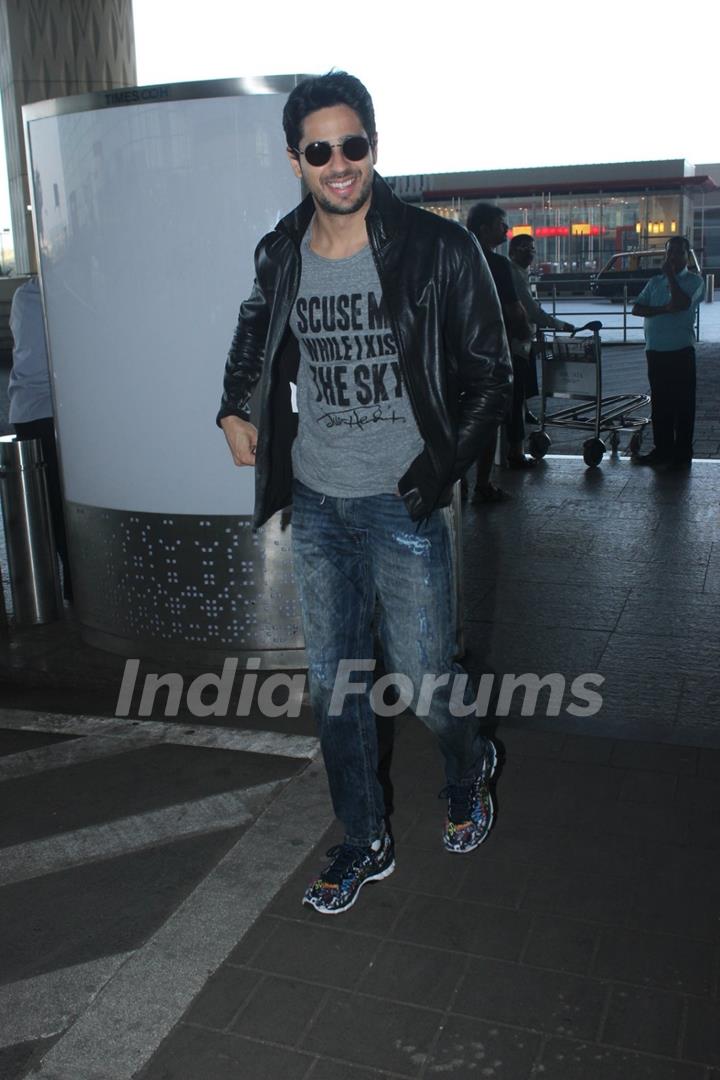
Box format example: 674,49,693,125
283,71,377,152
465,202,505,237
666,235,690,255
509,234,534,253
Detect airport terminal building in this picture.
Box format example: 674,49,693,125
388,158,720,280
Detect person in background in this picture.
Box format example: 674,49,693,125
508,234,574,464
631,236,705,470
8,276,73,603
465,203,530,498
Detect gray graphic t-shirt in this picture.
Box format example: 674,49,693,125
290,231,424,497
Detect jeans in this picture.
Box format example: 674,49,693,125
291,479,490,847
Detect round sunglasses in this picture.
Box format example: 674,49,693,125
294,135,371,168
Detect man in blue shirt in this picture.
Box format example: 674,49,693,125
632,236,705,469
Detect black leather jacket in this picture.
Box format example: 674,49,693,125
218,173,512,528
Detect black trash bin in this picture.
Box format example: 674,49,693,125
0,435,62,625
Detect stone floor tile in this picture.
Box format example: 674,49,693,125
300,990,440,1076
183,964,261,1030
428,1014,540,1079
465,623,611,681
618,768,679,805
616,592,720,638
137,1024,311,1080
311,884,410,939
512,822,648,880
391,893,531,961
306,1059,395,1080
563,793,691,846
474,822,551,868
387,843,470,900
593,927,714,994
573,669,683,730
600,633,720,677
666,506,720,534
225,914,280,966
628,871,720,941
704,568,720,593
560,734,615,764
356,939,463,1010
490,794,561,833
547,502,661,528
581,716,682,743
600,984,685,1056
521,914,599,975
246,919,378,989
683,996,720,1068
600,539,714,568
474,581,628,632
493,728,567,760
686,814,720,849
641,843,720,891
454,850,532,909
462,552,594,589
698,747,720,780
610,740,698,774
677,773,720,813
521,864,630,925
549,759,628,803
458,956,606,1039
229,973,327,1046
532,1036,706,1079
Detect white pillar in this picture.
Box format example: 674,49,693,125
0,0,136,272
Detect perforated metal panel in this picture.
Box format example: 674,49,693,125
66,504,305,663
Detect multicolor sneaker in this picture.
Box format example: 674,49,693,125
441,741,497,854
303,833,395,915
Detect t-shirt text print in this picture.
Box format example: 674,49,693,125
290,232,424,498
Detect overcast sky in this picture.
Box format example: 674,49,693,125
1,0,717,242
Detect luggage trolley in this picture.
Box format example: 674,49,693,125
527,320,651,468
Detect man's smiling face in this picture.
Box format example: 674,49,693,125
288,104,376,218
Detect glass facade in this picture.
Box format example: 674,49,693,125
694,205,720,271
423,190,695,274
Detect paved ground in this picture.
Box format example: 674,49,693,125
1,298,719,1078
1,452,720,1079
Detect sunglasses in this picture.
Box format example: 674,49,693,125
294,135,371,168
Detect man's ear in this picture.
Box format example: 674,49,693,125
287,148,302,180
371,134,379,165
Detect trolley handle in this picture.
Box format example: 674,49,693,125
570,320,602,337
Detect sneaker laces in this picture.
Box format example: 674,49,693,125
320,843,366,884
439,781,474,825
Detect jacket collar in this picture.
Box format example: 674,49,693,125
276,172,405,250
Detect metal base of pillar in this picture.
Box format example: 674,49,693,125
66,502,306,667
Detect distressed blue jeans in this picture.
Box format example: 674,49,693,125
291,479,490,847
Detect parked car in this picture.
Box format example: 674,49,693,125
591,248,702,301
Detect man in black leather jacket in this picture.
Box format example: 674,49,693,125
218,72,512,915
